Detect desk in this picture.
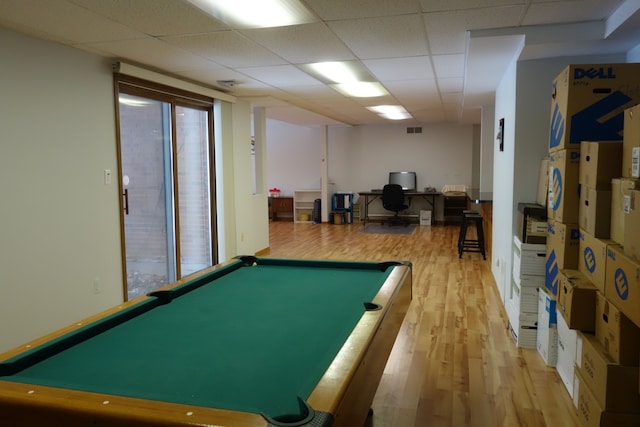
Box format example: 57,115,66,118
0,257,411,427
358,190,441,225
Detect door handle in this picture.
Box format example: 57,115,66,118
123,189,129,215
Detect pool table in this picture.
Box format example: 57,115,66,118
0,257,412,427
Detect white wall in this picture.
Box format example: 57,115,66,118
492,57,518,304
480,105,495,193
327,123,474,193
266,121,474,221
232,101,269,256
0,27,265,353
266,120,324,196
0,27,123,352
628,44,640,61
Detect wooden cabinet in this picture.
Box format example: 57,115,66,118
268,197,293,221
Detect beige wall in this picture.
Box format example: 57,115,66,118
0,27,267,353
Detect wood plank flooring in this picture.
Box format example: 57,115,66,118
265,221,580,427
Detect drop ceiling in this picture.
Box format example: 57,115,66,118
1,0,639,126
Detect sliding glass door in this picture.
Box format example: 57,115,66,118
116,77,216,300
175,105,213,277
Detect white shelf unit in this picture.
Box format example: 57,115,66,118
294,190,321,223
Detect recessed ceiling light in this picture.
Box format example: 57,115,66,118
186,0,317,28
331,82,389,98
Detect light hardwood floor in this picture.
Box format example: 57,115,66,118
265,221,580,427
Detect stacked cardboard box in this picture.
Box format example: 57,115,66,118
578,141,621,238
555,269,597,397
538,287,558,366
542,63,640,426
508,235,545,349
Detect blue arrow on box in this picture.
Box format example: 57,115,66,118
569,91,632,145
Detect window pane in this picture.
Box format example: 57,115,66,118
176,105,212,276
119,94,175,299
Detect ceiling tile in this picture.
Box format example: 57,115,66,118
383,79,439,96
419,0,527,13
432,54,466,78
85,37,220,73
328,15,429,59
0,0,143,44
1,0,638,126
68,0,228,36
266,106,347,126
411,109,447,122
235,65,324,87
522,0,625,25
161,31,287,68
241,23,355,64
424,6,525,54
438,77,464,92
305,0,420,20
363,56,435,81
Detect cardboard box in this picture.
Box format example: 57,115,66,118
605,244,640,328
518,203,547,244
579,230,613,294
537,287,558,366
537,158,549,207
579,141,623,189
576,332,640,413
623,104,640,178
595,291,640,366
557,269,596,332
548,149,581,223
624,190,640,262
547,219,580,270
546,220,579,298
557,308,578,397
513,235,546,277
549,63,640,153
573,369,640,427
579,187,612,238
611,178,640,245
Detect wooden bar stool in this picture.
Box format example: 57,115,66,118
457,210,477,254
458,211,486,259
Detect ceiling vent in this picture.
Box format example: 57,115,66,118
406,127,422,134
216,80,237,90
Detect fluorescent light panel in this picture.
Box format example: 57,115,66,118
308,62,359,83
331,82,389,98
367,105,413,120
186,0,316,28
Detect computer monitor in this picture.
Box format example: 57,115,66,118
388,171,416,191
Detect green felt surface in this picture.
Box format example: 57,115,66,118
4,260,391,419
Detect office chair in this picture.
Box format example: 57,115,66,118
382,184,409,226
